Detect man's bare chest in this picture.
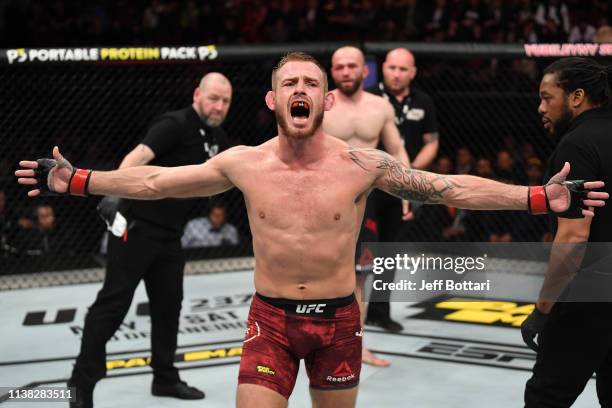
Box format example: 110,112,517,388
324,106,386,145
238,166,370,230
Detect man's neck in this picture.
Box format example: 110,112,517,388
387,85,410,103
572,102,597,119
277,129,328,165
334,88,364,104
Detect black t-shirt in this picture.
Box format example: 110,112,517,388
367,82,439,160
122,106,230,235
545,107,612,316
546,107,612,243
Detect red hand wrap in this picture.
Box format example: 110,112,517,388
528,186,548,215
69,169,92,197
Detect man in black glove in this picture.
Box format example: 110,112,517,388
66,72,233,407
523,57,612,407
521,308,548,352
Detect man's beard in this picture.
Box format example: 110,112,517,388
197,104,225,127
204,115,224,128
549,105,573,138
335,77,362,96
276,108,324,139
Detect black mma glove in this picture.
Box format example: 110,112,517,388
528,180,589,219
521,308,549,352
34,158,92,197
552,180,589,218
97,197,121,227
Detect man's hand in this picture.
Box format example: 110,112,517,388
543,162,608,217
521,307,549,352
97,197,122,227
15,146,91,197
401,200,414,221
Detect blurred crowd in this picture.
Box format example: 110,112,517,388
406,142,550,244
2,0,612,48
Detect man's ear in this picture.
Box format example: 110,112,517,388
324,91,335,111
570,88,585,108
410,66,417,80
265,90,276,111
193,87,200,103
363,64,370,79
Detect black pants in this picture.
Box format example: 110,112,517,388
360,190,403,319
525,303,612,407
70,222,185,391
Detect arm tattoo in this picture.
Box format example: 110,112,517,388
348,150,369,171
348,148,454,203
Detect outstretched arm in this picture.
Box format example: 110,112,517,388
348,148,607,215
16,146,238,199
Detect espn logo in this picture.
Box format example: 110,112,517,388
295,304,327,314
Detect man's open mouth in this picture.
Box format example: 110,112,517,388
290,100,311,120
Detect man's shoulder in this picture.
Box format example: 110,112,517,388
362,91,393,113
366,85,384,96
157,106,193,123
219,140,274,162
186,216,210,227
363,90,387,103
411,87,434,103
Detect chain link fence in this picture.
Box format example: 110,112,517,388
0,44,582,275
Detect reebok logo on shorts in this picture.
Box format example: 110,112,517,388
256,365,276,376
295,303,326,314
326,361,355,383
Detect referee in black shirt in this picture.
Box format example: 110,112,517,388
366,48,440,331
521,58,612,407
68,73,232,408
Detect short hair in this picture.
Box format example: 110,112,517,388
544,57,612,106
271,52,328,91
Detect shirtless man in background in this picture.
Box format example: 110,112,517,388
16,52,607,408
324,46,411,367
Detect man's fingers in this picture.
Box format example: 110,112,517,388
18,160,38,168
15,169,35,177
27,189,41,197
52,146,64,161
581,209,595,217
17,178,38,185
583,199,606,207
586,191,609,200
583,181,605,190
559,161,570,178
402,212,415,221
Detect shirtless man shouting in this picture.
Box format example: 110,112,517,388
324,46,411,367
16,52,607,408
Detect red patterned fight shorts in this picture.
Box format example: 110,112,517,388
238,292,362,399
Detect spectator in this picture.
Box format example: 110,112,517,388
182,203,239,248
14,204,62,254
424,0,451,40
455,147,474,174
568,18,596,43
0,189,18,255
495,149,524,183
474,157,494,178
434,156,453,175
535,0,570,34
594,24,612,42
526,157,544,185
